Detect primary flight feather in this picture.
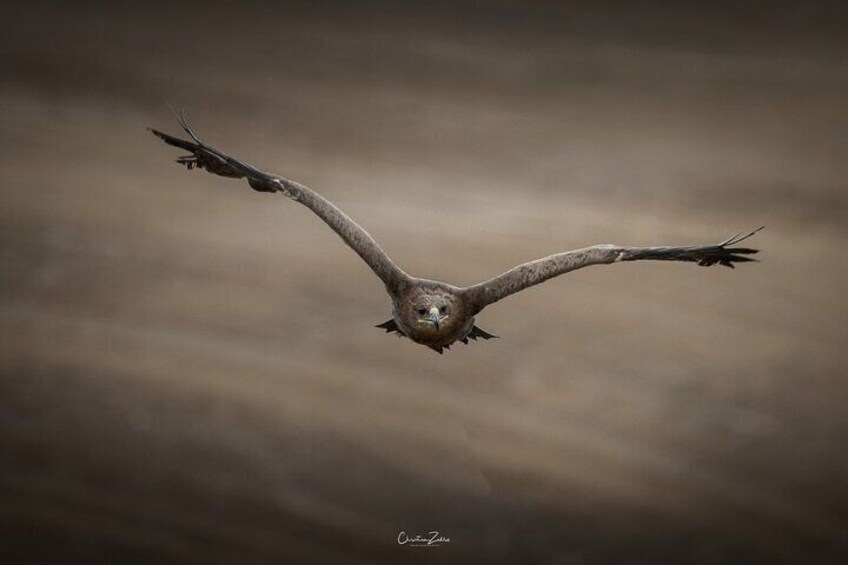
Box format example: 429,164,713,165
150,110,761,354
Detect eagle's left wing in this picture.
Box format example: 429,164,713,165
462,228,762,310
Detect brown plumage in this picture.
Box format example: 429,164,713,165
150,110,762,354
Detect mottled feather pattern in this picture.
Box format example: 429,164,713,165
466,231,761,309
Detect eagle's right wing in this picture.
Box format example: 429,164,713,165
150,110,411,295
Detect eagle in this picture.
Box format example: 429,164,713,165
150,110,762,354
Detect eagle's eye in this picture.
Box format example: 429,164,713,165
416,308,427,316
439,305,448,314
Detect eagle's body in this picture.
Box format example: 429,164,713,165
151,111,761,354
380,279,488,354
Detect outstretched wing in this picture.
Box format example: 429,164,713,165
463,228,762,310
150,109,410,294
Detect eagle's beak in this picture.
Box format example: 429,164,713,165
427,306,443,331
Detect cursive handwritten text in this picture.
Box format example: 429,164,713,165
397,530,451,547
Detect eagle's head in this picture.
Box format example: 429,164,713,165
376,283,496,353
393,284,471,349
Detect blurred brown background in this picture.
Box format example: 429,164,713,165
1,1,847,563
